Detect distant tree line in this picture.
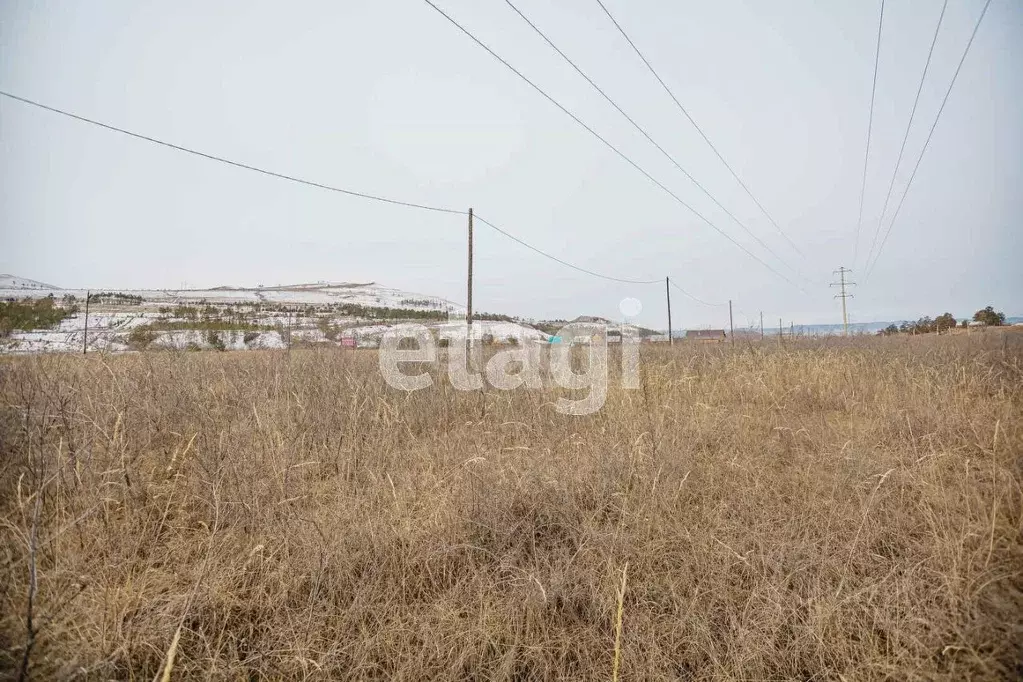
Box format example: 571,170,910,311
879,305,1007,336
334,303,446,321
88,292,144,305
0,297,77,337
399,298,442,308
474,311,515,322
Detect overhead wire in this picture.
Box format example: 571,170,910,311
5,30,796,297
502,0,806,284
473,214,661,285
421,0,803,292
0,90,464,216
669,278,726,308
593,0,806,260
853,0,885,269
862,0,948,272
864,0,992,280
0,89,673,290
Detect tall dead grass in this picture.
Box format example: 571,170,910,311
1,334,1021,680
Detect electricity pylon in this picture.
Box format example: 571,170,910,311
830,267,856,336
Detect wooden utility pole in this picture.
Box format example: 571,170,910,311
779,318,783,343
665,276,673,346
760,311,764,340
466,208,474,330
830,267,856,336
82,290,90,355
728,300,734,347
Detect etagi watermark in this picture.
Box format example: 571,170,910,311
378,298,644,416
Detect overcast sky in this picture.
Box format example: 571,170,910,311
1,0,1020,328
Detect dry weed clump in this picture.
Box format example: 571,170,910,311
1,334,1021,680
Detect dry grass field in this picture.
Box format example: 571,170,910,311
1,334,1021,680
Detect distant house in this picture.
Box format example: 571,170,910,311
686,329,727,342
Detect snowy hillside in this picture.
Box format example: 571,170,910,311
0,278,458,311
0,274,60,291
0,275,556,354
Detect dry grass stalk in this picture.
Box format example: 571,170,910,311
611,561,629,682
156,625,181,682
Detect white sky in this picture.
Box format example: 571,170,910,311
1,0,1020,328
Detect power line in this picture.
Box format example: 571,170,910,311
669,278,726,308
0,89,662,288
472,214,660,285
0,90,740,300
862,0,948,272
852,0,885,270
0,90,756,299
0,90,464,216
594,0,805,260
502,0,805,284
864,0,992,280
421,0,801,291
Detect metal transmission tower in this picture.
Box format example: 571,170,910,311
831,267,857,336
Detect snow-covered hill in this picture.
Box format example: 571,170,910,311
0,277,457,311
0,274,61,291
0,275,554,354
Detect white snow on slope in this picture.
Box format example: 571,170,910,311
0,278,458,311
0,274,60,290
1,276,558,355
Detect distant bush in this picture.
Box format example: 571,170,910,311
973,306,1006,327
243,331,260,345
316,317,341,341
127,327,158,350
204,329,226,351
935,312,957,333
